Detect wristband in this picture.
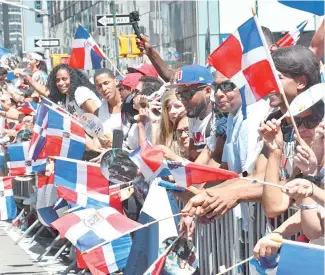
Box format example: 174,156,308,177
296,173,322,186
300,203,319,210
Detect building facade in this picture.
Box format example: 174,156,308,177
49,0,320,72
49,0,203,71
0,1,23,54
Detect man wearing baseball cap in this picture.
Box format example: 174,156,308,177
170,65,215,160
127,63,158,78
118,73,142,102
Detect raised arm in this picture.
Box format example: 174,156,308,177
15,70,50,98
258,119,291,217
137,34,177,82
309,19,324,62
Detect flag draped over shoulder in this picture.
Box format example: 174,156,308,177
69,25,105,70
208,17,280,117
129,142,238,188
276,20,308,48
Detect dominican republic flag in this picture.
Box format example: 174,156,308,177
41,98,70,116
278,1,325,16
17,102,38,115
53,157,110,209
143,254,167,275
51,206,141,253
276,20,308,48
69,25,105,70
29,103,49,160
250,240,325,275
208,16,280,117
36,174,69,226
129,142,238,188
82,234,132,275
0,177,17,220
30,103,85,161
124,179,180,275
7,141,47,176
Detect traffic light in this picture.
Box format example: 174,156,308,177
35,1,43,23
130,36,141,56
118,36,129,57
118,35,143,58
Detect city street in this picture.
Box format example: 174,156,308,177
0,221,77,275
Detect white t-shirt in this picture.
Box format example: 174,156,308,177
189,113,213,152
66,86,102,116
222,99,270,173
98,100,128,135
125,122,152,150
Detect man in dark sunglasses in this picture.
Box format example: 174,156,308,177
168,65,214,158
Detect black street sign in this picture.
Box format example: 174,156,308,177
34,39,60,48
96,14,131,27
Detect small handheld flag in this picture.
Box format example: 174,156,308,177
69,25,105,70
208,17,280,117
276,20,308,48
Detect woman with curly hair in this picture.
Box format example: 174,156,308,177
19,64,101,115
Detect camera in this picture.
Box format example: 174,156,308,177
129,11,141,39
121,91,138,125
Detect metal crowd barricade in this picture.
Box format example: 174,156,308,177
195,202,298,275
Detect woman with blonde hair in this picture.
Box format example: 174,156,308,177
154,91,185,148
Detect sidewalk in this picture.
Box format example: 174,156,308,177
0,221,77,275
0,227,47,275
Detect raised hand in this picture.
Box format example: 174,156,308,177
294,136,318,175
282,178,314,200
258,119,283,152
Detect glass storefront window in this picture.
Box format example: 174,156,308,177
51,0,198,68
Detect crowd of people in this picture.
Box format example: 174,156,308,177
0,19,324,274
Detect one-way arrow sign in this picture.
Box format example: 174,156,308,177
96,14,131,27
34,39,60,48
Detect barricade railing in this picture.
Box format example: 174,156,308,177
195,202,299,275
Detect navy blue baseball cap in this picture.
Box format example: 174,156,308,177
168,65,213,87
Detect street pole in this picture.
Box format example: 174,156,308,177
110,0,120,72
255,0,259,16
2,3,9,49
41,0,51,71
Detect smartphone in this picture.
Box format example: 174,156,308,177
83,150,101,161
112,129,124,149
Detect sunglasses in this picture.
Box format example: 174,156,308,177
295,116,321,129
175,127,189,139
176,85,208,101
213,80,237,92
